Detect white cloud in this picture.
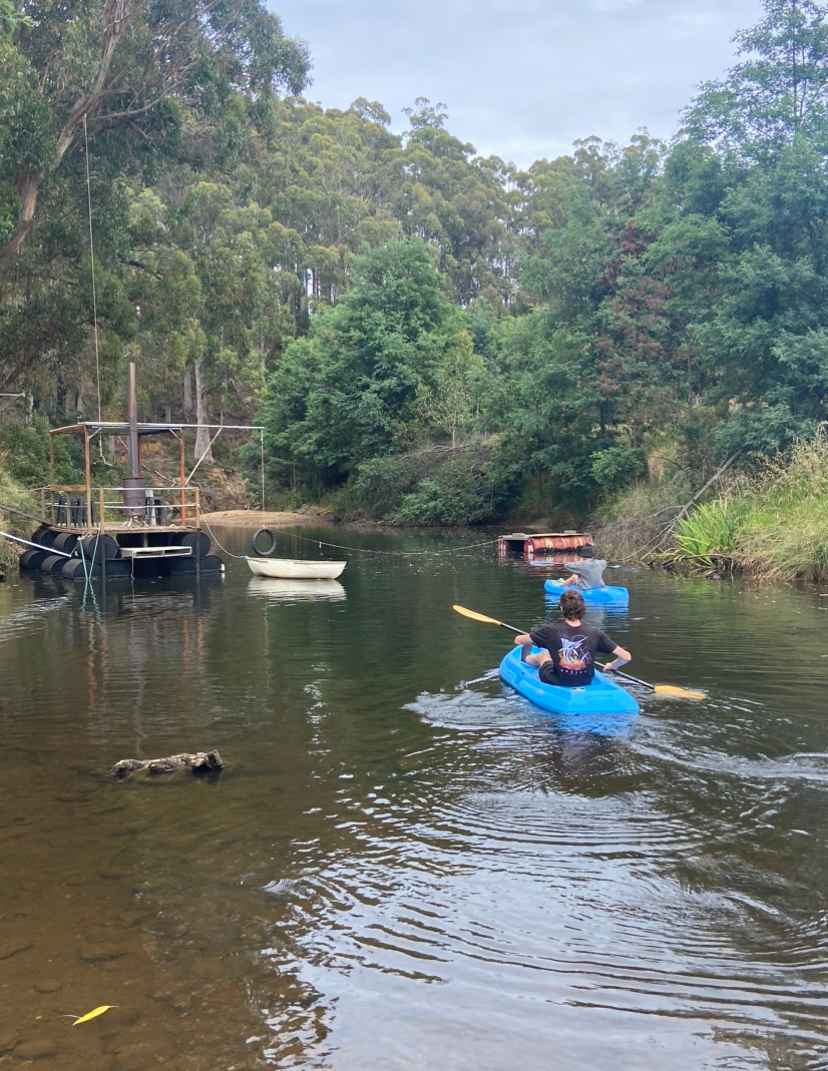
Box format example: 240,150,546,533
273,0,764,166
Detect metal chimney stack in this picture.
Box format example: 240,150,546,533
124,361,146,517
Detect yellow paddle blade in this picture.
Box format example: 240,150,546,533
653,685,706,701
452,604,503,627
72,1005,116,1026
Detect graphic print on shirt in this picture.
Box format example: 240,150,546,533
559,634,592,673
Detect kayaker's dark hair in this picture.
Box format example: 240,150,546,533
577,545,595,558
560,590,585,619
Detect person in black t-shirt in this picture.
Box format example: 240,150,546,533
513,589,631,688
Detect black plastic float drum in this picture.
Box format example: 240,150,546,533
51,532,78,555
79,533,120,561
251,528,277,556
61,559,101,580
19,548,48,571
180,531,211,557
29,526,57,549
41,554,68,575
61,558,131,581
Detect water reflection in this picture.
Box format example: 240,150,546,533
248,577,347,602
1,528,827,1069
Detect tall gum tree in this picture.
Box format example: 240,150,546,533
0,0,310,265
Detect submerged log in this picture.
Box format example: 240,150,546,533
112,750,223,780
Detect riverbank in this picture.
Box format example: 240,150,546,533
201,507,334,526
0,462,33,572
594,432,828,583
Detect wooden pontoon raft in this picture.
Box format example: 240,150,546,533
497,531,592,561
15,363,259,582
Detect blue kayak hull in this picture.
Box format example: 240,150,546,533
544,579,629,606
499,646,639,719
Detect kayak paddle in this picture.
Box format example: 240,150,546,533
451,603,706,702
595,664,705,701
451,603,522,634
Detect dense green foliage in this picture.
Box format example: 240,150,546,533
3,0,828,532
666,431,828,581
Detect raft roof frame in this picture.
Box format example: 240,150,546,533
47,412,265,535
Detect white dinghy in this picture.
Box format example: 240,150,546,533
245,556,346,580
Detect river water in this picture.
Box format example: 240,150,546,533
1,524,827,1070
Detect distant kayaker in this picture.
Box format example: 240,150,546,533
557,544,607,589
513,589,631,687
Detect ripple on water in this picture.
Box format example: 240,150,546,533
4,543,828,1069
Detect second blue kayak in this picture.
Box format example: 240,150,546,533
544,579,629,606
499,646,640,718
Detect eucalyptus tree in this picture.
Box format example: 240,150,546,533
0,0,309,408
1,0,309,263
261,239,479,485
685,0,828,159
396,98,519,306
676,0,828,454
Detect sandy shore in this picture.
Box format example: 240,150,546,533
200,509,332,526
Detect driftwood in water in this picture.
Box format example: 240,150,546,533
112,750,223,780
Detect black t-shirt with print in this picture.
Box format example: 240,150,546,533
529,622,616,687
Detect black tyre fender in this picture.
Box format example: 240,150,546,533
251,528,277,556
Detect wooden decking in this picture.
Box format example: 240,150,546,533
49,523,200,535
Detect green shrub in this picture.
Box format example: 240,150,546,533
673,498,748,567
590,445,647,491
0,457,36,569
392,475,495,526
342,442,515,525
0,417,82,487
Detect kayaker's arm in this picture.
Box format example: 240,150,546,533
604,645,631,672
514,633,533,646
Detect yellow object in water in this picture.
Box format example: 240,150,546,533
73,1005,116,1026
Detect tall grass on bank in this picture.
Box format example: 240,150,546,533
735,433,828,582
672,498,747,569
668,432,828,582
592,475,691,560
0,458,37,571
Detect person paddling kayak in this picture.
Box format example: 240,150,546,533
557,544,608,589
514,589,631,687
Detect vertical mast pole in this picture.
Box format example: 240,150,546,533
124,361,146,520
83,427,93,531
178,434,187,524
127,361,139,482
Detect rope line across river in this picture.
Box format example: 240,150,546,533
201,521,500,561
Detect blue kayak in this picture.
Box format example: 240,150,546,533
544,579,629,606
499,646,639,718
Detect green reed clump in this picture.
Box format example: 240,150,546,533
668,432,828,581
673,498,748,568
734,433,828,581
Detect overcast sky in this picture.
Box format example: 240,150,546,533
272,0,764,166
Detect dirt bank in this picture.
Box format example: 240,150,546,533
200,509,334,526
